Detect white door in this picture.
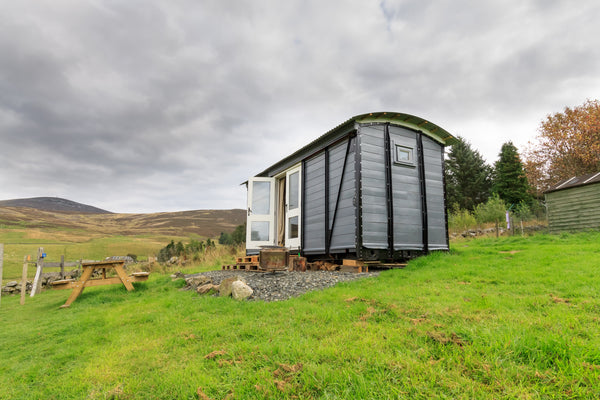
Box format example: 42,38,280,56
246,177,276,249
285,166,301,249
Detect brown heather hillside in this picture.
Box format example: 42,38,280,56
0,207,246,238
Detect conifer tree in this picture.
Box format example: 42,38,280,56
445,136,492,211
493,141,532,206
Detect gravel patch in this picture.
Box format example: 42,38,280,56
184,270,379,302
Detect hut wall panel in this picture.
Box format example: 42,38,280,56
303,153,326,253
546,183,600,232
389,126,423,250
359,126,389,249
328,137,357,250
422,136,448,249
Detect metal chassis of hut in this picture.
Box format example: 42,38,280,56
244,112,457,263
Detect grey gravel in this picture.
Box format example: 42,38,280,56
185,270,379,302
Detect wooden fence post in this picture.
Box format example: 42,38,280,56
20,256,28,305
0,243,4,308
60,255,65,279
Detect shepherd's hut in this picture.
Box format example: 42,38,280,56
244,112,457,262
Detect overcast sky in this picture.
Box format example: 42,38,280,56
1,1,599,213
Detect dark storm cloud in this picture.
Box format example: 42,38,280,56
1,0,599,212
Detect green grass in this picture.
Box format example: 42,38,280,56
0,230,177,280
2,231,600,399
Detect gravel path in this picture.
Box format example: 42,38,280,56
185,270,379,302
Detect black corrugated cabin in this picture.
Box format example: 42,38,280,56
245,112,457,261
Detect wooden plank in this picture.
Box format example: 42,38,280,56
50,280,78,290
82,277,123,287
343,259,365,267
60,264,95,308
113,264,135,291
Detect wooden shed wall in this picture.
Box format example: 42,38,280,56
546,183,600,232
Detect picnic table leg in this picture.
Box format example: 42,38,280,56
60,266,94,308
114,264,135,291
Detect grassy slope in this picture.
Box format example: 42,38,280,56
0,230,173,280
0,207,245,280
1,232,600,399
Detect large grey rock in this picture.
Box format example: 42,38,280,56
6,281,18,287
231,281,253,300
219,276,245,297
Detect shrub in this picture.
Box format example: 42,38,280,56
474,194,506,224
449,209,477,232
513,201,533,221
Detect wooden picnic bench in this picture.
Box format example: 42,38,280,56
51,260,149,308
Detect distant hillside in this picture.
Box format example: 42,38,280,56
0,206,247,238
0,197,111,214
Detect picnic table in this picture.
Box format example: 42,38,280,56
51,260,149,308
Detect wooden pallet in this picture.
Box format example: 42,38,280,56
236,256,259,264
222,262,260,271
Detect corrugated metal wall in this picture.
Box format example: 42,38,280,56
359,124,448,252
422,135,448,249
329,138,357,251
359,125,391,249
303,153,326,253
546,184,600,232
302,124,448,256
389,126,424,250
302,136,357,254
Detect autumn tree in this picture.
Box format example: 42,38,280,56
493,141,532,206
445,136,492,210
524,99,600,195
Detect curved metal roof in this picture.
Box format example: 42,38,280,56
254,111,457,178
350,111,457,145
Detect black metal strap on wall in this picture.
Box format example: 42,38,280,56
324,148,330,253
441,148,449,248
417,133,429,253
354,134,363,260
326,136,353,255
301,159,307,256
383,123,395,258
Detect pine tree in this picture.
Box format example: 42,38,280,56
493,142,532,206
445,136,492,211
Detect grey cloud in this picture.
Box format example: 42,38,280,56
1,0,600,212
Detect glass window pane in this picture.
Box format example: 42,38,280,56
289,216,298,239
289,172,299,210
395,145,413,164
252,181,271,215
250,221,270,242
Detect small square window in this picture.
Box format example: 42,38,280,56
394,144,414,165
